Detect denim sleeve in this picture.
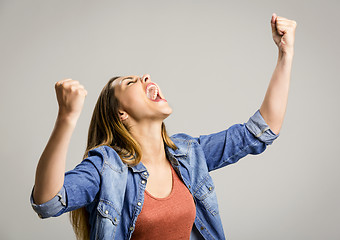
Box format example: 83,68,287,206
30,149,104,219
245,109,280,145
194,109,280,172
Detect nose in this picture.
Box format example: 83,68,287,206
141,74,150,83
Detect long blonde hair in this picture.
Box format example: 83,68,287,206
69,76,177,240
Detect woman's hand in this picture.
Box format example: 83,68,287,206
271,13,297,55
55,78,87,122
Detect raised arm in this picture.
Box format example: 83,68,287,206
260,13,297,135
33,79,87,205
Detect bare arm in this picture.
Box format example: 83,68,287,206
259,13,297,135
260,51,293,135
33,79,87,205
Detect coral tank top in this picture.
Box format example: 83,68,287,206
131,164,196,240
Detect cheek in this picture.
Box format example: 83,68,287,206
121,91,147,112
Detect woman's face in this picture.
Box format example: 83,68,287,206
112,74,172,123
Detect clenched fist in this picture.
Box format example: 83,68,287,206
55,78,87,121
271,13,297,55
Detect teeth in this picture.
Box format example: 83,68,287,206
146,84,159,101
153,88,158,100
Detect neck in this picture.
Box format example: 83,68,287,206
129,120,167,166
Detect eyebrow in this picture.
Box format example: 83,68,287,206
119,76,135,85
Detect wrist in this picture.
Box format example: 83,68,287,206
279,49,294,59
56,111,79,127
278,49,294,64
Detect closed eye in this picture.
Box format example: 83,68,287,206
127,79,137,85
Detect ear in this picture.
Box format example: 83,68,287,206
119,110,128,121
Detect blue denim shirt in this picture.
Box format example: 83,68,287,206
30,109,279,240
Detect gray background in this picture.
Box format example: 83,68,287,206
1,0,339,239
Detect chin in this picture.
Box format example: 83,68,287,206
160,107,173,119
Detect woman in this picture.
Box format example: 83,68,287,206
30,13,296,240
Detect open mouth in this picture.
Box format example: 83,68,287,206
146,83,167,102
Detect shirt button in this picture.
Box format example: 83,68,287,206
208,187,212,191
105,210,109,214
129,226,134,231
137,202,142,206
143,172,147,175
188,185,191,188
200,226,205,230
114,217,117,222
141,180,146,184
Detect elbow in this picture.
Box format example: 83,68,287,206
30,186,67,219
271,126,281,135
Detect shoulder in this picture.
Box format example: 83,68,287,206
170,133,200,152
170,132,197,143
87,145,127,172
